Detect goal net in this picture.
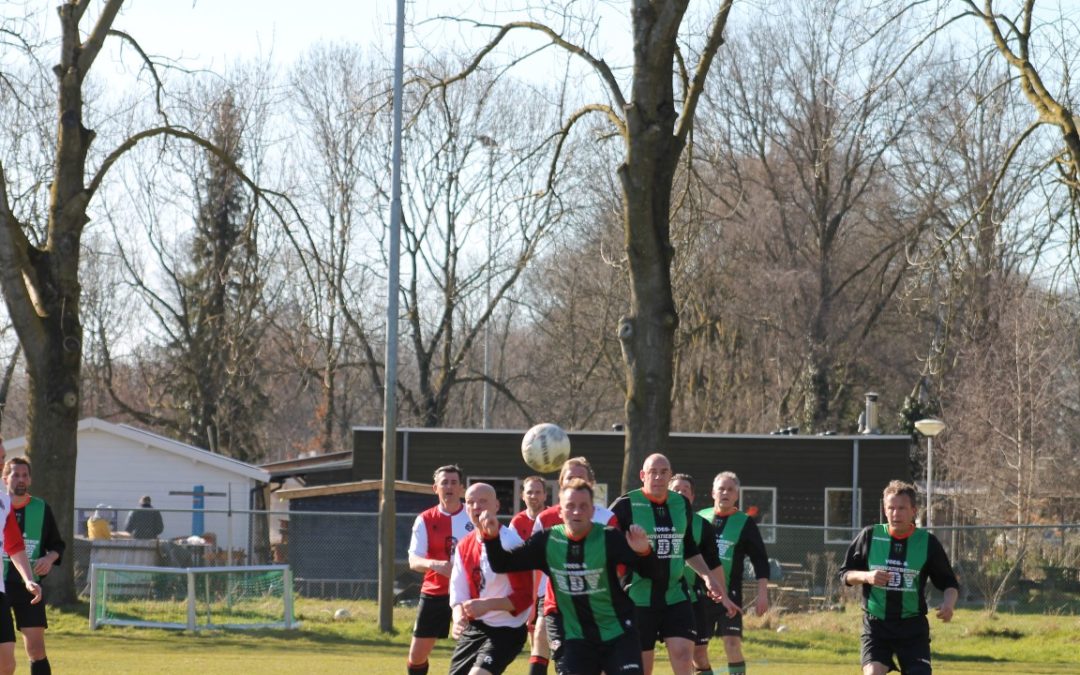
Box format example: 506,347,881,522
89,563,296,631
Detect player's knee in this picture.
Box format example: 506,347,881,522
22,630,46,661
862,662,888,675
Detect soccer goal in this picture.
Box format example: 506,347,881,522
89,563,295,631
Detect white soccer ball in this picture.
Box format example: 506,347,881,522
521,423,571,473
333,608,351,621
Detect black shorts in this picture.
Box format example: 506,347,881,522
634,600,696,651
412,593,451,639
704,594,744,638
0,594,14,643
861,614,932,675
5,580,46,630
528,594,544,631
691,596,711,645
546,613,643,675
448,621,527,675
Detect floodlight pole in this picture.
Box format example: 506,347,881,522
378,0,406,634
477,135,497,429
914,418,946,529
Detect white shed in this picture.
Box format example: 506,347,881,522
5,417,270,552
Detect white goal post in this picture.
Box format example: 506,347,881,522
89,563,295,631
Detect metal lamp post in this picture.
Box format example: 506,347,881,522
477,135,497,429
914,418,946,528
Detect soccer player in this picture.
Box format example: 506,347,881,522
448,483,532,675
481,478,661,675
509,475,547,654
406,464,470,675
699,471,770,675
610,453,739,675
0,438,43,675
667,473,721,675
2,458,64,675
839,480,959,675
528,457,616,675
510,476,547,542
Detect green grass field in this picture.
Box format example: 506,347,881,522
27,600,1080,674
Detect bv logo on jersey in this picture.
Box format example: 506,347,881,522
652,525,683,558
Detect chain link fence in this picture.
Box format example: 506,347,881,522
70,508,1080,614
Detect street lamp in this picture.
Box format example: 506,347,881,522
914,418,946,528
477,134,498,429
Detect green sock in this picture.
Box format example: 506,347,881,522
728,662,746,675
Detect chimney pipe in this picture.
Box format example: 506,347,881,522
862,392,880,434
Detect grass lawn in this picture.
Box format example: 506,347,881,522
29,600,1080,674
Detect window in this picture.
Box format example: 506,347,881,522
468,477,519,523
739,486,776,543
825,488,862,544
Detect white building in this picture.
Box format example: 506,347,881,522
4,417,269,552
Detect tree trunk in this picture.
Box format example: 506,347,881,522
617,7,685,492
26,347,80,604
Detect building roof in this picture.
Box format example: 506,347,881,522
5,417,270,484
275,479,433,500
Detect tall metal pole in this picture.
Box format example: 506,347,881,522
478,135,497,429
926,435,933,528
378,0,406,634
914,418,945,530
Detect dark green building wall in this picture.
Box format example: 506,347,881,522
351,428,912,527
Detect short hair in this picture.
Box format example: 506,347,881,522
3,457,29,478
560,477,594,502
559,457,595,487
433,464,464,483
669,473,695,490
521,475,547,491
883,480,918,508
712,471,740,491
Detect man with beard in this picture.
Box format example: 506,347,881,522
2,458,63,675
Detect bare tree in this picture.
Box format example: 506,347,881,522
680,0,935,432
436,1,736,490
962,0,1080,211
0,2,292,598
283,43,386,453
390,61,566,428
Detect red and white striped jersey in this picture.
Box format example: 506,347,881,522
408,504,471,596
450,526,532,628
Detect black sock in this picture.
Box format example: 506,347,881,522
728,661,746,675
30,658,51,675
407,660,429,675
528,655,549,675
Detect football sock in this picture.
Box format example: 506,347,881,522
407,660,429,675
528,655,550,675
30,659,51,675
696,670,715,675
728,662,747,674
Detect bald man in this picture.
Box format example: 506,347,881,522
448,483,533,675
610,454,739,675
